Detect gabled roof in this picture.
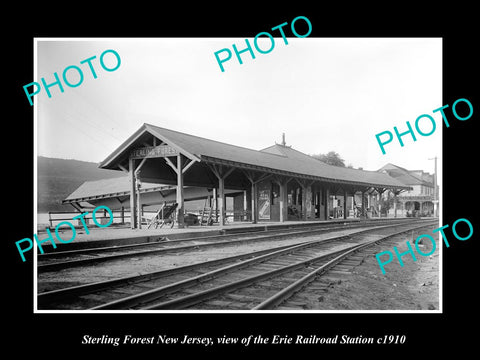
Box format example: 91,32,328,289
62,176,241,204
100,123,410,190
378,163,433,187
260,144,289,157
63,177,174,203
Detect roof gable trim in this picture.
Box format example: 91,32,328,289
99,124,201,169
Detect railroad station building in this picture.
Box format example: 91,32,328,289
378,163,438,217
85,123,411,229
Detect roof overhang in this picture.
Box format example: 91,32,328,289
62,184,175,204
202,155,412,191
99,124,200,171
99,124,412,192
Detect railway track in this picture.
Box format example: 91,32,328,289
38,226,373,309
37,242,303,309
37,218,422,273
140,221,437,311
264,235,413,310
38,219,437,310
253,236,406,310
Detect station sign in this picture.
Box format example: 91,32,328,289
130,145,179,159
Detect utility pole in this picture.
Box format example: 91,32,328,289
428,156,438,217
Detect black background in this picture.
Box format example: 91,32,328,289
6,3,478,356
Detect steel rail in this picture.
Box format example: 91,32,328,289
253,222,438,310
142,246,359,310
39,218,412,259
37,228,348,273
146,221,438,310
89,234,360,310
37,219,419,273
37,241,302,308
37,222,349,259
90,220,436,310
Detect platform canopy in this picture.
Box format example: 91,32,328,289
62,176,241,211
100,123,409,189
99,123,410,228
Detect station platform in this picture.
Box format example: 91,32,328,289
38,217,423,253
76,218,360,241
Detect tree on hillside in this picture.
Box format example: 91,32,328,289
311,151,346,167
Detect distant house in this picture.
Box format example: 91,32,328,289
378,163,438,217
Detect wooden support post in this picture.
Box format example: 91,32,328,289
367,188,374,218
128,157,137,229
243,190,247,221
252,182,258,224
279,180,286,222
376,188,385,218
343,189,348,220
273,177,290,223
165,156,197,229
176,155,185,228
294,178,313,221
361,191,366,219
325,188,330,220
242,171,256,224
207,164,234,226
136,179,142,228
352,192,355,213
376,191,380,217
218,176,225,226
133,156,149,229
301,185,307,220
213,188,218,222
242,170,273,224
393,194,397,218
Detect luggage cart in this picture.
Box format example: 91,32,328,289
147,202,178,229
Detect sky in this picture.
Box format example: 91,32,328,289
35,38,442,183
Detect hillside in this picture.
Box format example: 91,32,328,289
37,156,124,212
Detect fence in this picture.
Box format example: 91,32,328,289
44,209,134,230
43,208,253,230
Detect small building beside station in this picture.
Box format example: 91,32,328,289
87,123,411,229
378,163,438,217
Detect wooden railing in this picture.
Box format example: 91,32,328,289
44,209,253,229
